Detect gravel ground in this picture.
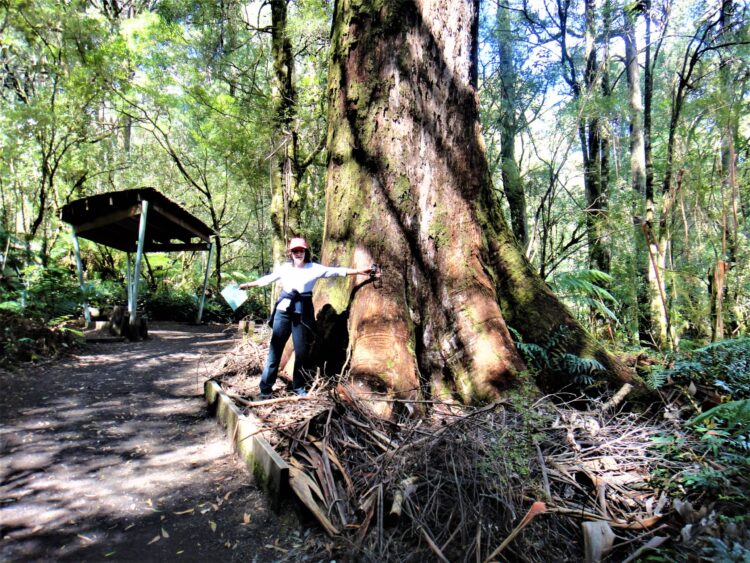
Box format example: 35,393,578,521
0,322,321,562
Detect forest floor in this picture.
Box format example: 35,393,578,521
0,322,323,562
2,320,747,561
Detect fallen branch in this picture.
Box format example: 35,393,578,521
544,507,663,529
420,526,450,563
248,395,314,407
535,442,552,501
601,384,634,413
222,389,253,406
388,476,419,520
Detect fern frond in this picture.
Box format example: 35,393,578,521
563,354,605,375
581,297,619,321
689,400,750,435
646,368,668,390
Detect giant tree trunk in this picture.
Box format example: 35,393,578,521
316,0,631,409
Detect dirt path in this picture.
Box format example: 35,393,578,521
0,323,310,562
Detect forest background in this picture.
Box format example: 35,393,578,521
1,0,747,351
1,1,749,560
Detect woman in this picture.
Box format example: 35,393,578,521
240,237,373,398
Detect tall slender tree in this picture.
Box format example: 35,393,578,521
712,0,741,340
495,0,528,249
269,0,328,266
624,2,668,348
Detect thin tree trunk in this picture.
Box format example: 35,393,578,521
270,0,302,265
625,6,666,348
719,0,740,337
597,2,612,276
497,1,527,248
582,0,609,276
710,260,727,341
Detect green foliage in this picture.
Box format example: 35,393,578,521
550,269,620,323
650,338,750,397
144,285,266,324
703,537,750,562
0,309,81,367
146,289,203,322
84,280,128,310
0,301,23,313
678,418,749,500
647,343,750,512
645,367,668,391
689,400,750,436
21,265,84,321
511,325,606,388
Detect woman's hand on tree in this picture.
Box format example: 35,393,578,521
351,267,374,276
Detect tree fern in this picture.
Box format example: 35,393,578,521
550,269,620,323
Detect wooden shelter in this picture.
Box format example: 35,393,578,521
61,188,215,332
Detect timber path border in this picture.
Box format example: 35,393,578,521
203,380,290,509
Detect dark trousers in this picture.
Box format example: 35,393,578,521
259,308,312,394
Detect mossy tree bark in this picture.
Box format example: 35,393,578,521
269,0,302,266
496,3,528,249
315,0,631,410
268,0,328,269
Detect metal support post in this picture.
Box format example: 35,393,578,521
126,253,132,314
130,200,149,328
196,239,214,323
71,227,91,324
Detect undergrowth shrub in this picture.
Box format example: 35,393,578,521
145,287,267,323
0,310,81,367
648,338,750,398
648,337,750,541
146,289,201,322
84,279,127,311
511,324,606,390
18,265,82,321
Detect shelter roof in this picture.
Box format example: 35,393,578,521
60,188,214,253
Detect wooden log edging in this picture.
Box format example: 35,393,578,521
204,379,289,509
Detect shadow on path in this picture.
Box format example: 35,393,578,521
0,323,304,562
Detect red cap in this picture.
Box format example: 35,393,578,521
288,237,308,251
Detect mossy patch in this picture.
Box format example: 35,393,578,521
427,214,449,249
